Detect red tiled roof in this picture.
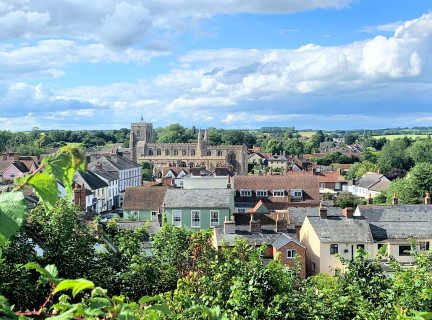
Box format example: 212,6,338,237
246,200,268,213
317,171,346,183
122,186,168,210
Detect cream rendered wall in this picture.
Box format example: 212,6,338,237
371,239,432,264
183,176,229,189
299,218,321,275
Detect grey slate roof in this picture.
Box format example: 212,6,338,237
272,233,305,250
92,170,118,182
89,155,140,172
357,204,432,222
357,204,432,240
349,172,390,190
74,171,108,191
163,188,232,208
288,207,343,227
307,216,373,243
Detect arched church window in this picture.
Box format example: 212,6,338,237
217,150,223,156
165,149,170,156
182,149,187,156
207,151,211,156
191,149,195,156
157,148,161,156
174,149,178,156
148,149,153,156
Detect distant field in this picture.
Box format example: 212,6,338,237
298,131,316,138
66,142,81,146
373,134,429,140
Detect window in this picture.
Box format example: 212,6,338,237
182,149,187,156
291,190,302,197
399,245,411,256
210,210,219,227
419,241,430,251
179,180,184,187
136,131,141,138
191,210,200,227
378,243,386,250
191,149,195,156
238,208,246,213
320,183,325,189
217,151,223,156
256,190,268,197
335,182,341,190
173,210,181,227
157,148,161,155
131,211,139,221
357,244,365,250
10,172,15,178
149,149,153,156
240,189,252,197
207,150,211,156
287,249,296,259
330,244,338,255
165,150,170,156
311,262,316,272
174,149,178,156
151,211,157,221
273,190,284,197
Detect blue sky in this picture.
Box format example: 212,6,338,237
1,0,432,131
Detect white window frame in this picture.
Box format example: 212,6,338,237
273,190,284,197
151,211,157,221
210,210,219,227
287,249,296,259
240,189,252,197
320,182,325,189
256,190,268,197
419,241,430,251
172,210,182,227
335,182,341,190
131,211,139,221
291,190,303,197
10,172,15,178
191,210,200,228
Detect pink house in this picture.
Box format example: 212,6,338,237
2,161,31,181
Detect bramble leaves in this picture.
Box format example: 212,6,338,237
42,146,85,200
0,191,28,246
54,279,95,297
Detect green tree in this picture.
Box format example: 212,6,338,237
283,139,304,155
409,139,432,165
221,130,245,145
378,139,412,172
264,138,283,154
158,123,188,143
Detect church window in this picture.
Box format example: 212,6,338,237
217,151,223,156
207,150,211,156
157,148,161,156
148,149,153,156
174,149,178,156
191,149,195,156
182,149,187,156
136,131,141,139
165,150,170,156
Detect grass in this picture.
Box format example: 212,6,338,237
373,134,430,140
66,142,81,146
298,131,316,138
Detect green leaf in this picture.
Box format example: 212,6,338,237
54,279,95,297
138,295,164,304
49,305,79,320
27,172,59,211
45,264,59,279
24,262,46,275
145,304,173,315
42,146,85,200
0,191,28,246
91,287,108,298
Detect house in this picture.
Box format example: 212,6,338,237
122,186,168,222
73,170,109,213
2,161,31,181
162,166,190,188
233,175,320,212
88,154,142,206
345,172,390,198
317,171,346,193
0,152,39,182
267,155,289,171
212,214,307,278
92,170,120,210
300,207,374,276
182,167,233,189
355,195,432,265
248,152,268,166
162,188,234,230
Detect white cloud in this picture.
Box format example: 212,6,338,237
361,21,404,33
0,10,50,41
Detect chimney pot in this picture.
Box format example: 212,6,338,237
425,193,431,205
319,206,327,219
367,193,373,205
249,214,261,232
224,216,236,234
343,207,354,218
392,193,398,205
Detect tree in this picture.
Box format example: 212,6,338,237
221,130,245,145
158,123,188,143
409,139,432,165
334,191,365,208
310,130,325,149
344,132,358,145
264,138,283,154
208,130,222,146
378,139,412,172
283,139,304,155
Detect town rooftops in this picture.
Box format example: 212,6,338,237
356,204,432,222
10,161,30,173
349,172,390,189
306,216,373,243
163,188,232,208
92,169,119,182
163,167,190,177
317,171,346,183
122,186,168,210
288,207,343,227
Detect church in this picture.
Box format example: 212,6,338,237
130,120,248,177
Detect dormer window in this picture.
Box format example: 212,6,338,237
273,190,284,197
256,190,268,197
291,190,303,197
240,189,252,197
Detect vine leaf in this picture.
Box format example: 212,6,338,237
0,191,28,246
54,279,95,297
27,172,59,211
42,146,85,200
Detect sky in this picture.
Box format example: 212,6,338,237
1,0,432,131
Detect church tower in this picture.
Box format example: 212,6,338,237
130,118,153,162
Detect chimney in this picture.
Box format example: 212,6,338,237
367,193,373,205
74,184,86,211
249,214,261,233
85,156,91,172
224,216,236,234
426,193,431,205
275,213,287,232
319,206,327,219
2,154,6,161
14,153,19,161
392,193,398,205
227,175,231,189
343,207,354,218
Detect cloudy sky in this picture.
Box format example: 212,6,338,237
1,0,432,131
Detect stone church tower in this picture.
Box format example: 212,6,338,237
130,117,153,162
